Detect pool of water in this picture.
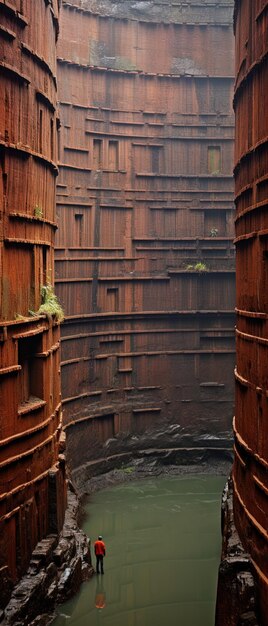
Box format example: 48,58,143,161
53,475,225,626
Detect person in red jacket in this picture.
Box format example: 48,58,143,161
94,535,106,574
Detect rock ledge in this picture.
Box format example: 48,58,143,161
1,486,94,626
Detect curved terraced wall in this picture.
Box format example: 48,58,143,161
0,0,66,606
56,0,236,471
233,1,268,621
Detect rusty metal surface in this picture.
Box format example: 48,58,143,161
233,1,268,622
0,0,66,602
56,0,236,466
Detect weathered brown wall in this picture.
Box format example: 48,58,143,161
0,0,66,607
56,0,235,467
233,1,268,622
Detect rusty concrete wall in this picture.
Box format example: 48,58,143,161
233,1,268,623
0,0,66,607
56,0,235,467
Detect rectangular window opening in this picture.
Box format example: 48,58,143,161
108,140,119,170
57,128,61,162
107,287,119,312
39,109,43,153
42,247,47,285
151,147,160,173
74,213,84,247
208,146,221,174
93,138,102,168
50,119,54,160
18,335,43,406
5,90,10,142
0,151,7,196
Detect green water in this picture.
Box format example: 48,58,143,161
53,475,225,626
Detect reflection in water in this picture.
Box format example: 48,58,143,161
53,475,225,626
95,576,106,610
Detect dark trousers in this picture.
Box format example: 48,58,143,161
96,554,104,574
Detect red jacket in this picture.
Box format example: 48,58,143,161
94,540,106,556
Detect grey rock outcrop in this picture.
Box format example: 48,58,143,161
1,488,94,626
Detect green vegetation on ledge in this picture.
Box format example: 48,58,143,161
186,262,208,273
34,205,43,218
37,284,64,322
